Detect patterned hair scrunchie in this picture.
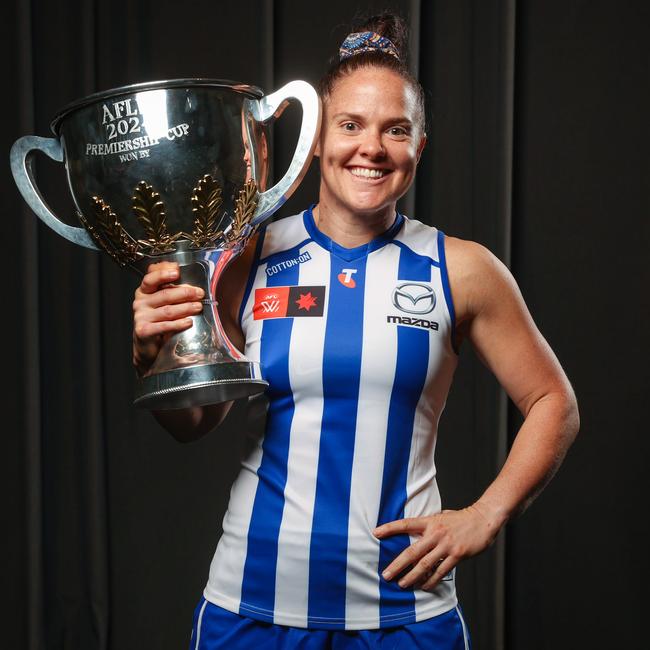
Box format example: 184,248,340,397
339,31,400,61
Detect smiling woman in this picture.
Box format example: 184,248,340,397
314,17,426,242
131,12,579,650
315,66,426,232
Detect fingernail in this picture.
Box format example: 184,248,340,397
382,570,392,580
165,270,177,279
398,579,406,588
192,303,203,310
194,288,204,297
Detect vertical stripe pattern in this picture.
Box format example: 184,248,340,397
239,245,302,617
406,235,459,618
204,213,460,630
378,247,432,625
204,254,269,607
307,255,367,627
273,242,329,625
344,245,401,628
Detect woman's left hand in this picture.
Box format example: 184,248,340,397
373,505,502,591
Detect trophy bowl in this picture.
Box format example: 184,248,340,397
11,78,321,410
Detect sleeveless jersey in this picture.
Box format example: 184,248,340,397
204,207,460,630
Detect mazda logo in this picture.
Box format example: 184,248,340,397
392,282,436,314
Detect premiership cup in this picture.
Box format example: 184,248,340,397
11,78,321,409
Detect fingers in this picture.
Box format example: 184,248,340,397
133,293,204,336
133,306,201,340
133,288,205,338
137,284,204,309
396,548,454,590
133,261,206,341
139,262,181,294
380,533,439,583
132,262,207,374
374,516,426,539
419,556,456,592
377,510,480,592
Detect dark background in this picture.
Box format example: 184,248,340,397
2,1,648,649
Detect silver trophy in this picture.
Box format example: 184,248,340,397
11,79,321,409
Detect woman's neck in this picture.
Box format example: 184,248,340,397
312,199,397,249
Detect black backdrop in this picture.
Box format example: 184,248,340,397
2,1,648,649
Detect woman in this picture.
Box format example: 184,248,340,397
132,14,579,650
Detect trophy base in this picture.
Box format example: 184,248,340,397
134,361,268,410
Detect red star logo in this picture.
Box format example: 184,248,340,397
295,292,318,311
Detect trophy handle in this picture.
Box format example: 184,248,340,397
10,135,98,250
248,80,321,226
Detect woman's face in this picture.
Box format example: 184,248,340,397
240,114,269,187
317,67,425,219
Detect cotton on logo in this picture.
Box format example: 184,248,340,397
337,268,357,288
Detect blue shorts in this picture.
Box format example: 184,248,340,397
189,598,471,649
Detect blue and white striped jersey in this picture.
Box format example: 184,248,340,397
204,206,460,630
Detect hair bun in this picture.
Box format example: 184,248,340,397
318,11,425,135
352,13,409,62
339,31,400,61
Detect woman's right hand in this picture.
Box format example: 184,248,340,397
132,261,205,376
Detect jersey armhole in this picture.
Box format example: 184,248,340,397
238,228,267,327
437,230,459,356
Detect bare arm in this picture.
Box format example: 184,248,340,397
375,238,579,589
454,239,579,526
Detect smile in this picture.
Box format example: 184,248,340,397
348,167,389,179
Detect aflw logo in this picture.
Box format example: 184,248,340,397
253,285,326,320
260,299,281,313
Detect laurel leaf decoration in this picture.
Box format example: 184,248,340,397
78,212,124,266
132,180,180,253
188,174,224,247
133,181,165,239
77,198,141,268
228,179,258,243
93,197,141,259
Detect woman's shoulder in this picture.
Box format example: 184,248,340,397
442,234,519,325
399,217,496,271
444,235,500,275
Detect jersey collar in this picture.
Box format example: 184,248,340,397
303,204,404,262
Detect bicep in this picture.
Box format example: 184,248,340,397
463,250,571,416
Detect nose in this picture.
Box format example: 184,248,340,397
243,145,252,181
358,129,386,158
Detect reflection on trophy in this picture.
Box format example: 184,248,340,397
10,79,321,410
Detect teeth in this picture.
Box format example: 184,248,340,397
350,167,386,179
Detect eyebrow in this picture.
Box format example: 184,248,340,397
331,112,413,125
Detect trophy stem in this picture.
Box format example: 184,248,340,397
134,242,268,410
